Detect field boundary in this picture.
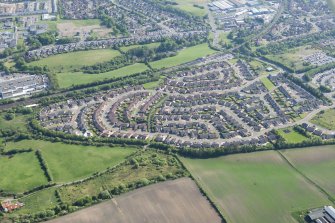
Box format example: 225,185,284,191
176,155,228,223
277,150,335,204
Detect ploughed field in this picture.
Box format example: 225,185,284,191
181,148,334,223
45,178,222,223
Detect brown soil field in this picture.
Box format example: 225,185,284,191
46,177,222,223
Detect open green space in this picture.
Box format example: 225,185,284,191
264,46,318,71
181,150,330,223
120,42,160,52
282,145,335,199
170,0,207,16
5,140,136,183
277,128,309,143
15,188,58,214
56,63,149,88
149,43,217,69
260,77,275,91
0,112,31,133
0,152,48,193
310,108,335,130
29,49,121,73
58,150,183,204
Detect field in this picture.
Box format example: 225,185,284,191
0,152,48,193
29,49,121,73
170,0,207,17
0,112,31,133
46,178,221,223
58,150,183,204
282,145,335,198
181,150,330,223
149,43,217,69
277,128,309,143
56,63,149,88
5,140,136,183
310,108,335,130
261,77,275,91
264,46,318,71
120,42,160,52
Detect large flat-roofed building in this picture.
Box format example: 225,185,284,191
210,0,235,11
0,73,48,99
307,206,335,223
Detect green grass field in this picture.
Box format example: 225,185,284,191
311,108,335,130
29,49,121,73
56,63,149,88
181,150,330,223
277,128,309,143
5,140,136,183
171,0,207,16
282,145,335,199
261,77,276,91
149,43,217,69
120,42,160,52
0,152,48,193
0,112,31,133
15,188,58,214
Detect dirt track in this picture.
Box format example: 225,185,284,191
45,177,222,223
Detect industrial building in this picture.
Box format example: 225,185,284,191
307,206,335,223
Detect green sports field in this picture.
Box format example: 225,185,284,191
5,140,136,183
0,152,48,193
282,145,335,199
181,150,330,223
29,49,121,73
149,43,217,69
55,63,149,88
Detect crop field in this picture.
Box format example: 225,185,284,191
310,108,335,130
58,151,184,204
171,0,207,17
181,150,330,223
261,77,275,91
0,152,48,193
149,43,217,69
281,145,335,198
29,49,121,73
5,140,136,183
277,128,309,143
56,63,149,88
264,46,318,71
46,178,221,223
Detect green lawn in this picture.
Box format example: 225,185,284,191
120,42,160,52
181,150,330,223
282,145,335,199
56,63,149,88
15,188,58,214
29,49,121,72
277,128,309,143
171,0,207,16
261,77,276,91
149,43,217,69
0,113,31,133
0,152,48,193
5,140,137,183
311,108,335,130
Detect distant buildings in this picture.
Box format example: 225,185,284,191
0,73,49,99
0,200,24,213
307,206,335,223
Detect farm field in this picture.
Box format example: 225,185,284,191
277,128,309,143
264,46,318,71
171,0,207,17
5,140,136,183
0,152,48,193
310,108,335,130
281,145,335,198
28,49,121,73
149,43,217,69
56,63,149,88
46,178,221,223
261,77,275,91
181,150,330,223
58,150,184,204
